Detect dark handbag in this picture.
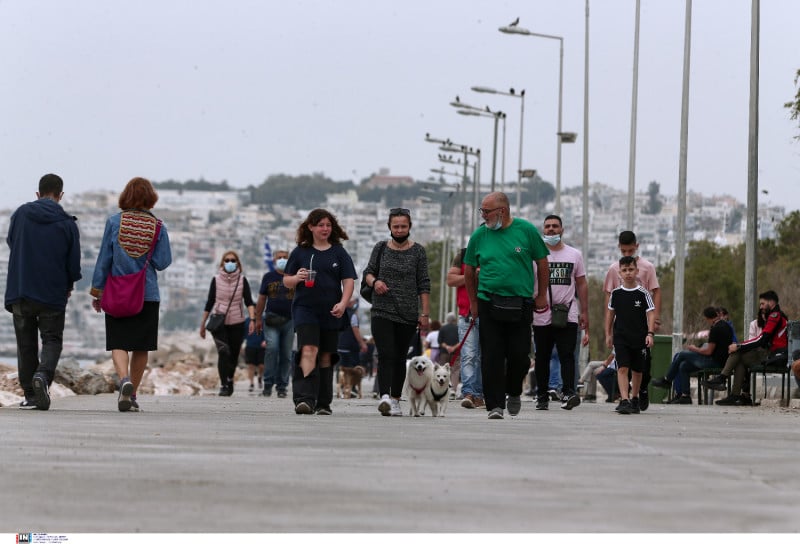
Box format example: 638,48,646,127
205,313,226,334
549,285,572,328
360,241,387,303
489,294,526,322
264,312,290,327
101,221,162,318
205,274,240,335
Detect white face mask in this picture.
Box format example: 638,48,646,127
543,234,561,246
275,257,288,271
487,215,503,231
223,262,237,273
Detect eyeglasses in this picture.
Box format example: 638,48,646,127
479,206,504,216
389,207,410,216
224,258,237,263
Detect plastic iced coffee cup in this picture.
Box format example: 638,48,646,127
305,269,317,288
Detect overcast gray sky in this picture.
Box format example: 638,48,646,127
2,0,799,215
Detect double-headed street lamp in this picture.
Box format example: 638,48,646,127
472,86,525,214
425,133,480,245
440,143,481,235
450,98,505,193
499,21,576,215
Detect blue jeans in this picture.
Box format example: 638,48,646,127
665,350,717,396
12,300,65,399
458,316,482,398
263,319,294,393
597,367,618,399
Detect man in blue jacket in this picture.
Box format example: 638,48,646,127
5,174,82,410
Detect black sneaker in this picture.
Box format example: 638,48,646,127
277,390,287,399
638,389,649,411
630,397,641,414
295,401,313,414
617,399,633,414
715,394,741,406
650,377,671,389
507,395,521,416
561,394,581,411
315,405,332,415
32,373,50,411
703,375,728,391
261,389,272,397
667,395,692,404
118,378,134,412
535,397,549,411
129,398,141,412
19,399,38,410
548,389,563,401
736,394,754,406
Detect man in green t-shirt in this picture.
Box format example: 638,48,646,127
464,192,550,420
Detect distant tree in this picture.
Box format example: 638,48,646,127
250,173,353,208
785,69,800,139
524,176,555,207
154,179,231,191
643,181,663,215
726,207,744,233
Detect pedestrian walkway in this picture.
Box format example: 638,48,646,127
2,393,799,532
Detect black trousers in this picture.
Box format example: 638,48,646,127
533,322,580,399
371,316,417,398
213,323,246,384
477,298,533,411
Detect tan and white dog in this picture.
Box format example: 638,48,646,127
337,365,365,399
425,363,451,417
403,355,434,416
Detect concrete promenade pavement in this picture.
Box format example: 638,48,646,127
2,389,799,534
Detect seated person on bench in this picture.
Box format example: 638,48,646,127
704,290,788,405
651,306,733,404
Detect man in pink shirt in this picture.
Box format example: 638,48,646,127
603,231,662,410
532,215,590,411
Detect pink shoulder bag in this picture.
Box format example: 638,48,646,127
101,220,162,318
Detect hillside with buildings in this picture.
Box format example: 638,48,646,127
0,175,786,356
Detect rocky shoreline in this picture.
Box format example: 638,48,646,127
0,331,225,407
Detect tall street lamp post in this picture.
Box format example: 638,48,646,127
499,22,573,215
426,133,480,245
441,143,482,235
450,98,505,193
472,86,526,214
456,109,505,194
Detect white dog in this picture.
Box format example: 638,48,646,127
403,355,434,416
425,363,451,417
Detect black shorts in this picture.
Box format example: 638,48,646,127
245,346,265,366
296,323,339,353
613,344,647,373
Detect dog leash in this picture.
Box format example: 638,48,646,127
449,317,475,366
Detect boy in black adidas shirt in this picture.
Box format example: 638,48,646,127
605,256,656,414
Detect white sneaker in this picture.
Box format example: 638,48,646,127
378,394,391,416
389,398,403,416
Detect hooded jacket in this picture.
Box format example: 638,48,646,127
5,197,82,311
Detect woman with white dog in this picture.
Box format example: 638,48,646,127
363,207,431,417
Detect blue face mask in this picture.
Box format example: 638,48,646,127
224,262,237,273
276,258,288,271
543,234,561,246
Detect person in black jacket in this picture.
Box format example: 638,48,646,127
5,174,82,410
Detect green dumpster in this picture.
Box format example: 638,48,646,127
648,334,673,404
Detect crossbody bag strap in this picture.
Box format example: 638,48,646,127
222,274,240,317
374,240,387,278
142,220,162,269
